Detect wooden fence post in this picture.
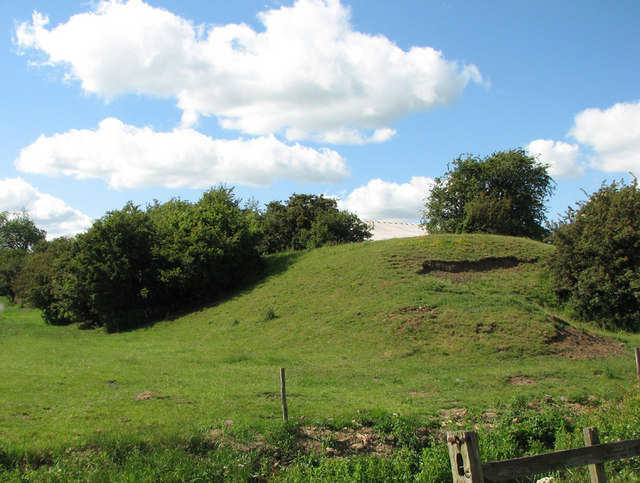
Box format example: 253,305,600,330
634,348,640,378
280,367,288,421
584,427,607,483
447,431,484,482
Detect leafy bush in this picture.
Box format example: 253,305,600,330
421,149,554,240
148,187,263,306
0,249,27,301
16,187,263,332
12,237,78,325
258,194,371,254
70,202,161,331
0,211,46,300
549,179,640,330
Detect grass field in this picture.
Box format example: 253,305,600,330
2,234,639,480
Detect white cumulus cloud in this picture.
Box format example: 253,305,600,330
337,176,434,221
15,118,349,189
16,0,482,144
526,139,583,179
569,100,640,174
0,177,92,239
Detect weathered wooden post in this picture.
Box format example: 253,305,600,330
584,427,607,483
634,348,640,378
447,431,484,482
280,367,288,421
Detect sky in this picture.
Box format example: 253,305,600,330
1,0,639,239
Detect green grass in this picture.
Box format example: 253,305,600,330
2,234,640,480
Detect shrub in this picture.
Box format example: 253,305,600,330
549,179,640,331
258,194,371,254
17,187,263,332
12,237,78,325
148,187,263,306
70,202,161,331
0,211,46,300
0,249,27,301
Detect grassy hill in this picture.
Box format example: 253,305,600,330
2,234,639,480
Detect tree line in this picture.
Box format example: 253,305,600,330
2,149,639,332
1,187,371,332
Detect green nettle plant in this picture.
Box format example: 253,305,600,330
549,179,640,331
421,149,554,240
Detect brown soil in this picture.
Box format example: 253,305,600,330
208,422,431,464
419,256,537,274
295,425,401,457
508,375,537,386
132,391,154,400
545,317,627,360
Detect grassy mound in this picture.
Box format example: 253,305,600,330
1,234,638,479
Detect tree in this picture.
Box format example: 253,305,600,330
0,211,46,300
16,187,264,332
71,202,160,331
0,211,46,251
258,194,371,254
0,249,27,300
148,186,263,304
421,149,554,240
549,179,640,331
12,237,78,325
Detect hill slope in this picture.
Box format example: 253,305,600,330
0,234,636,453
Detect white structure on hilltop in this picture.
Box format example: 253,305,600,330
365,221,426,241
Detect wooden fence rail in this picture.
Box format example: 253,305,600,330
447,428,640,482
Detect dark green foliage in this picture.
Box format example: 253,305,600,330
0,211,46,300
12,237,77,325
258,194,371,254
16,186,263,332
422,149,554,240
71,202,161,331
148,187,263,305
0,249,27,300
549,179,640,331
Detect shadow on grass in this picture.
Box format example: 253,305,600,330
105,251,304,333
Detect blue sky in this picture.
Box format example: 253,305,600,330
1,0,639,238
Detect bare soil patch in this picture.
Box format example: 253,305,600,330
208,423,432,462
296,425,400,457
419,256,538,275
508,375,537,386
545,318,627,359
439,407,469,428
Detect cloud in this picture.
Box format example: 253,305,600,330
569,100,640,174
16,0,482,144
15,118,349,189
526,139,583,179
337,176,433,221
0,178,92,238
